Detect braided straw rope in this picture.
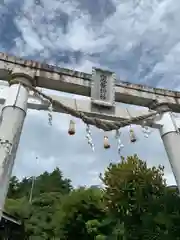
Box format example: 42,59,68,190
9,79,170,131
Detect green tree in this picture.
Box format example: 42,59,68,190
55,187,106,239
29,168,72,196
25,192,63,239
140,187,180,239
5,193,63,239
5,168,73,239
101,154,167,239
7,168,72,200
5,197,31,219
5,197,31,239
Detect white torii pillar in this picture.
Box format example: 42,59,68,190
0,72,34,220
154,107,180,192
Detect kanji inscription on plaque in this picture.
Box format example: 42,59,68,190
91,68,115,108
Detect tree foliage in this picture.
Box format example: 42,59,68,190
56,187,106,239
4,155,180,239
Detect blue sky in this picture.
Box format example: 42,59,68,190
0,0,179,187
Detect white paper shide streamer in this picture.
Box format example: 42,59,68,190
48,103,53,126
141,120,151,138
86,124,95,152
115,129,124,154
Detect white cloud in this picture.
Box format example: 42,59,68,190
9,0,180,88
16,18,44,52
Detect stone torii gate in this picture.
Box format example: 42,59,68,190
0,52,180,219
